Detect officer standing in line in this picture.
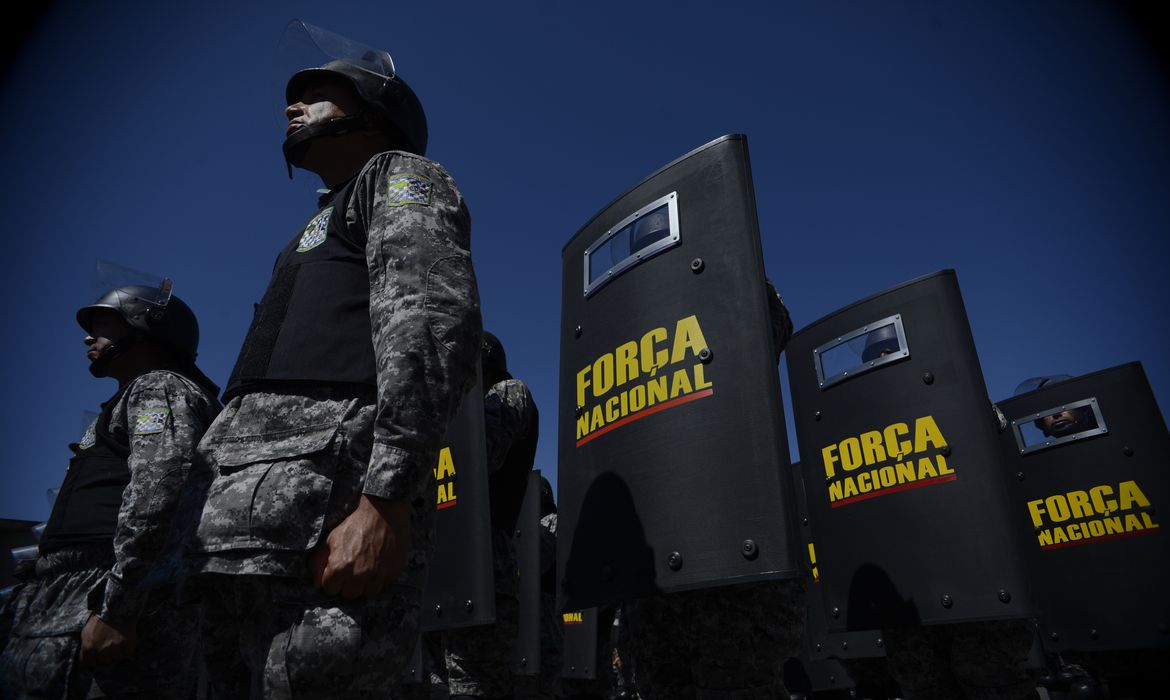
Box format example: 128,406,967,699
189,21,481,698
0,283,221,698
623,281,806,700
445,332,539,700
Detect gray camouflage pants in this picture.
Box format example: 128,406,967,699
0,549,197,700
624,579,806,700
198,574,419,699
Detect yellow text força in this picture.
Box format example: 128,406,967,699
576,315,708,406
1027,480,1152,527
821,415,948,478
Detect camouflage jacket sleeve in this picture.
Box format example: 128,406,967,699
99,371,218,624
765,278,793,363
484,379,537,474
354,152,483,502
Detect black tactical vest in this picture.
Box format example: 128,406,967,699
224,179,376,400
490,402,540,533
39,390,131,555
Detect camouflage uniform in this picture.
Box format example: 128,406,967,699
0,370,219,699
883,622,1037,700
191,151,481,698
624,579,806,700
445,378,538,699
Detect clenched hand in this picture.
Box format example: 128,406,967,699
80,614,137,666
310,494,411,598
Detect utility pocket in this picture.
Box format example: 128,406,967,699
194,422,342,554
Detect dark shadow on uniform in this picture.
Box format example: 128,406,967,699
846,563,920,630
562,472,657,611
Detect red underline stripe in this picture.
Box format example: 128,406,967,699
1040,525,1160,550
830,473,958,508
575,388,715,448
437,500,458,510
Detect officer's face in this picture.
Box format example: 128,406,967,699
84,310,133,363
285,79,363,137
1040,408,1091,437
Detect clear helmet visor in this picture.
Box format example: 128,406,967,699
274,19,396,136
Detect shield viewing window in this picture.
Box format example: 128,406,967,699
582,191,680,297
1012,398,1107,455
813,314,909,389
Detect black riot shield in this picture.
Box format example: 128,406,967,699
561,606,602,680
996,362,1170,652
512,470,542,675
791,462,886,661
557,134,799,611
421,369,495,631
786,270,1035,630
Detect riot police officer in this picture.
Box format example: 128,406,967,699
445,332,540,699
188,21,481,698
0,283,220,698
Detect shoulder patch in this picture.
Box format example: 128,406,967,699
78,419,97,450
386,173,433,207
296,206,334,252
134,407,171,436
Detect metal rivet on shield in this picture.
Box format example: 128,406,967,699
940,445,951,457
690,257,705,273
698,347,713,364
998,589,1012,604
841,641,849,651
741,539,759,560
1017,472,1026,482
465,600,475,613
831,607,840,618
667,552,683,571
1123,446,1134,457
1050,632,1060,642
434,604,443,617
815,643,823,652
570,665,577,672
802,517,809,526
521,657,528,666
876,637,884,648
940,594,953,609
815,411,822,421
575,405,584,418
574,325,582,338
1090,629,1100,640
922,371,935,385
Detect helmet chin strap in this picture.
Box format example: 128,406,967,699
282,116,368,178
87,333,144,378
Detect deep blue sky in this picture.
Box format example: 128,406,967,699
2,1,1167,522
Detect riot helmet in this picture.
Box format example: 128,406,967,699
629,206,671,254
77,282,215,392
482,331,511,385
1013,375,1074,396
860,324,901,363
279,21,427,170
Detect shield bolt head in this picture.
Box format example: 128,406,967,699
465,600,474,613
741,539,758,560
1050,632,1060,642
876,637,884,648
667,551,683,571
521,657,527,665
434,604,443,617
802,517,809,526
574,325,582,338
1017,472,1026,482
922,371,935,385
941,594,953,609
1123,446,1134,457
815,643,823,652
698,347,713,364
1090,628,1100,640
998,589,1011,604
940,445,951,457
575,405,584,418
690,257,705,273
841,641,849,651
831,607,840,618
815,411,822,421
